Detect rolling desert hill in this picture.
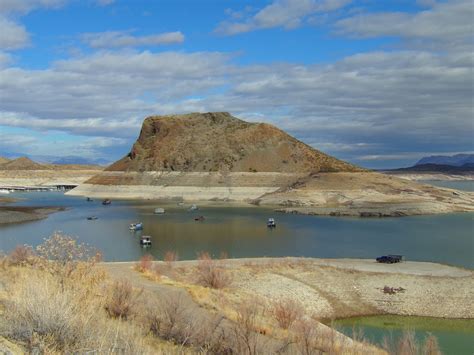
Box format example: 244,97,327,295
0,157,104,188
107,112,360,173
68,112,474,216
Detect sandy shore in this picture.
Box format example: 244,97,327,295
0,169,100,187
105,257,474,320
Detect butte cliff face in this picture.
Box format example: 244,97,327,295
107,112,360,173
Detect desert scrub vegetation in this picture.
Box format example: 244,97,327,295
0,234,147,353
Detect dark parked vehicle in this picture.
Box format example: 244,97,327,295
376,255,403,263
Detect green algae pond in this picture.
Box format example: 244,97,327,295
332,316,474,354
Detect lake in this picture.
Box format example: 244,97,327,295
0,180,473,268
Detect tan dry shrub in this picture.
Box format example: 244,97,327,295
272,298,304,329
144,293,196,346
8,245,34,266
293,319,322,355
136,253,154,272
105,279,142,320
398,330,419,355
0,272,143,353
423,333,441,355
164,250,178,264
196,252,232,289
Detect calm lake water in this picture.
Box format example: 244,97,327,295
0,180,473,268
333,316,474,355
420,179,474,192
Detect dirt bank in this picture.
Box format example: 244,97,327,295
0,206,64,224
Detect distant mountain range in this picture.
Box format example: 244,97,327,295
385,154,474,174
416,154,474,167
0,156,103,170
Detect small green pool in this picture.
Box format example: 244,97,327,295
331,316,474,355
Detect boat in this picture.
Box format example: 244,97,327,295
154,208,165,214
129,222,143,231
87,216,98,220
194,215,205,221
189,204,198,211
86,197,93,202
267,218,276,228
0,189,10,194
102,199,111,205
140,236,152,246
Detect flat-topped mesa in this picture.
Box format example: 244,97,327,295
107,112,361,173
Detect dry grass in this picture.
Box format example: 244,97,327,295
0,267,145,353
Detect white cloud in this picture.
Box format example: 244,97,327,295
216,0,352,35
335,0,473,50
0,16,30,49
81,30,184,48
0,0,66,14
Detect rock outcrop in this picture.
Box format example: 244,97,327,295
68,112,474,216
107,112,360,173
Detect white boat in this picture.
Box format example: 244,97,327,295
267,218,276,228
0,190,10,194
154,208,165,214
189,204,198,211
140,236,152,246
129,222,143,231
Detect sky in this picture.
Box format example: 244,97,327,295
0,0,472,168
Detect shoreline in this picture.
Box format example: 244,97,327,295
0,206,65,225
103,257,474,320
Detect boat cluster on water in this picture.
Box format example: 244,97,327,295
85,198,277,248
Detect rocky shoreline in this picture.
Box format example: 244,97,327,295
105,257,474,320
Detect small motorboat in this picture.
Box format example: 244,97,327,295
154,208,165,214
140,236,152,246
102,199,111,205
0,189,10,194
267,218,276,228
129,222,143,231
194,215,205,221
189,204,198,211
86,197,93,202
87,216,98,220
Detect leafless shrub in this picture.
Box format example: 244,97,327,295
232,303,261,355
293,319,323,355
196,252,232,289
136,253,153,272
398,330,418,355
272,298,303,329
423,333,441,355
382,330,442,355
144,294,195,346
105,279,142,320
163,250,178,268
219,251,229,260
8,245,34,266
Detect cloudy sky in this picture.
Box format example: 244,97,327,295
0,0,472,168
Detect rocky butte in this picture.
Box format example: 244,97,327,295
68,112,474,217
